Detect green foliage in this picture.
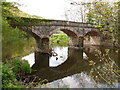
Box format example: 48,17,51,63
86,48,120,87
2,2,36,18
2,63,23,88
86,13,95,24
7,59,31,75
2,2,32,47
2,2,36,61
2,17,26,43
2,2,43,44
50,34,68,42
50,42,68,47
84,1,119,45
0,62,2,89
2,17,33,61
2,2,46,25
2,38,34,61
2,59,32,88
94,25,102,28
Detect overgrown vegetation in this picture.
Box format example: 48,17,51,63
2,2,36,18
2,63,23,88
67,0,120,47
7,59,31,75
2,59,49,88
2,2,36,43
1,2,38,88
83,47,120,88
84,1,119,46
2,59,32,88
2,2,36,61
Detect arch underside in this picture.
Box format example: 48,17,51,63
85,31,101,36
84,31,101,45
61,29,77,38
49,27,78,38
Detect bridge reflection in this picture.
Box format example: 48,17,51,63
31,46,105,83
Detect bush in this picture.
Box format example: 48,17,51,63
2,59,31,88
8,59,31,75
2,64,22,88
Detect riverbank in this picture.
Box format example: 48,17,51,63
2,58,51,88
2,59,31,88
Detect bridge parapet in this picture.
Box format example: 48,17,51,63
8,17,95,28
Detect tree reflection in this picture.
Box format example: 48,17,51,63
28,46,120,88
85,47,120,88
2,38,34,62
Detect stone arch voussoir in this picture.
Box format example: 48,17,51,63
49,27,78,38
85,29,101,37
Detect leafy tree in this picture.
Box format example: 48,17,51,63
2,2,35,61
65,2,87,22
2,63,23,88
68,0,119,46
84,1,119,45
86,12,95,24
2,2,36,18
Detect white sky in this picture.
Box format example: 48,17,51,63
6,0,75,20
6,0,119,20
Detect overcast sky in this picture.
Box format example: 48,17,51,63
6,0,119,20
6,0,75,20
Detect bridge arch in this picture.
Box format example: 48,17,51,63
49,28,79,47
85,30,101,36
49,28,78,37
84,31,101,45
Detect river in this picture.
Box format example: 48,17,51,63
3,38,120,88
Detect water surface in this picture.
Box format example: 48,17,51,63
22,45,120,88
3,37,120,88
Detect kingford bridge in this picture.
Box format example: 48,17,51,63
8,17,101,53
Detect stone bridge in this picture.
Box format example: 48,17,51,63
8,17,100,53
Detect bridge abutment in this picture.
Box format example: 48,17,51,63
68,37,79,47
78,37,84,48
68,36,84,48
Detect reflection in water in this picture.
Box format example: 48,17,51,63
22,46,68,67
41,72,97,88
22,53,35,67
2,38,34,61
49,46,68,67
22,46,120,88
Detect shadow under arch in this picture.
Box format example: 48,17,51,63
85,30,101,36
49,28,78,37
84,30,102,45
